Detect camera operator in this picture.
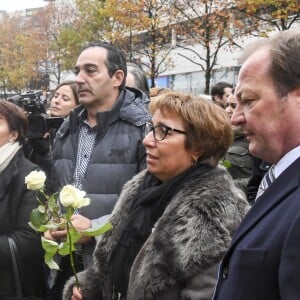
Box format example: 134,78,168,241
23,81,79,178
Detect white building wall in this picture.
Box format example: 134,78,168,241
155,24,300,94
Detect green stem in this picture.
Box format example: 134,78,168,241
53,211,62,224
40,190,49,202
39,190,60,223
67,219,80,288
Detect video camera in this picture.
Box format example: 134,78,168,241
8,91,64,139
8,91,45,115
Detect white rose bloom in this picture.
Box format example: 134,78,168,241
59,185,90,209
25,170,46,191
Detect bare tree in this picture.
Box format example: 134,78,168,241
172,0,239,94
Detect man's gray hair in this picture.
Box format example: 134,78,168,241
239,30,300,97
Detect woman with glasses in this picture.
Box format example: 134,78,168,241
64,91,249,300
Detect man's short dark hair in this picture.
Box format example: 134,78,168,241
211,81,233,98
81,42,127,90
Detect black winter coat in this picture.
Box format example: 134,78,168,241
52,88,150,218
223,127,253,193
0,150,46,298
51,88,151,266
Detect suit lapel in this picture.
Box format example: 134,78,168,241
224,157,300,259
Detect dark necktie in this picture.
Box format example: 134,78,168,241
255,165,275,200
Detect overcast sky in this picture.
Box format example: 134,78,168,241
0,0,47,12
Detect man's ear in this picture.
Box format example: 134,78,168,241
112,70,125,88
287,87,300,109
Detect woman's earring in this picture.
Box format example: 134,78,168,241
191,158,197,167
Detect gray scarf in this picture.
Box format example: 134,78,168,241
0,142,22,174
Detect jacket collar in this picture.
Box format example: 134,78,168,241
56,88,151,140
224,156,300,258
70,88,150,127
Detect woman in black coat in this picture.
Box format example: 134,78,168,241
0,100,46,299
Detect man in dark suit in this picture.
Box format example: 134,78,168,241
213,29,300,300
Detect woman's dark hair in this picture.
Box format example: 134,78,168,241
0,100,28,146
49,80,79,105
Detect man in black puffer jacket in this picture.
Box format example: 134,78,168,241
46,41,151,300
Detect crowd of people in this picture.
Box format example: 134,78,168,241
0,28,299,300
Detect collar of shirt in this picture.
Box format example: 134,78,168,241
274,145,300,178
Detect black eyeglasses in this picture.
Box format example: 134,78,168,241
145,122,187,141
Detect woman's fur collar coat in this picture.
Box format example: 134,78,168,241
64,165,248,300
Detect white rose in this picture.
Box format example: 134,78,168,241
25,170,46,191
59,185,90,209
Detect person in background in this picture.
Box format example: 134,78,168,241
149,86,173,98
47,80,80,147
211,81,233,109
223,90,253,193
26,81,80,179
64,91,249,300
48,80,79,118
40,86,48,106
246,157,271,205
45,41,151,299
223,89,271,205
0,100,45,299
213,29,300,300
126,62,150,97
